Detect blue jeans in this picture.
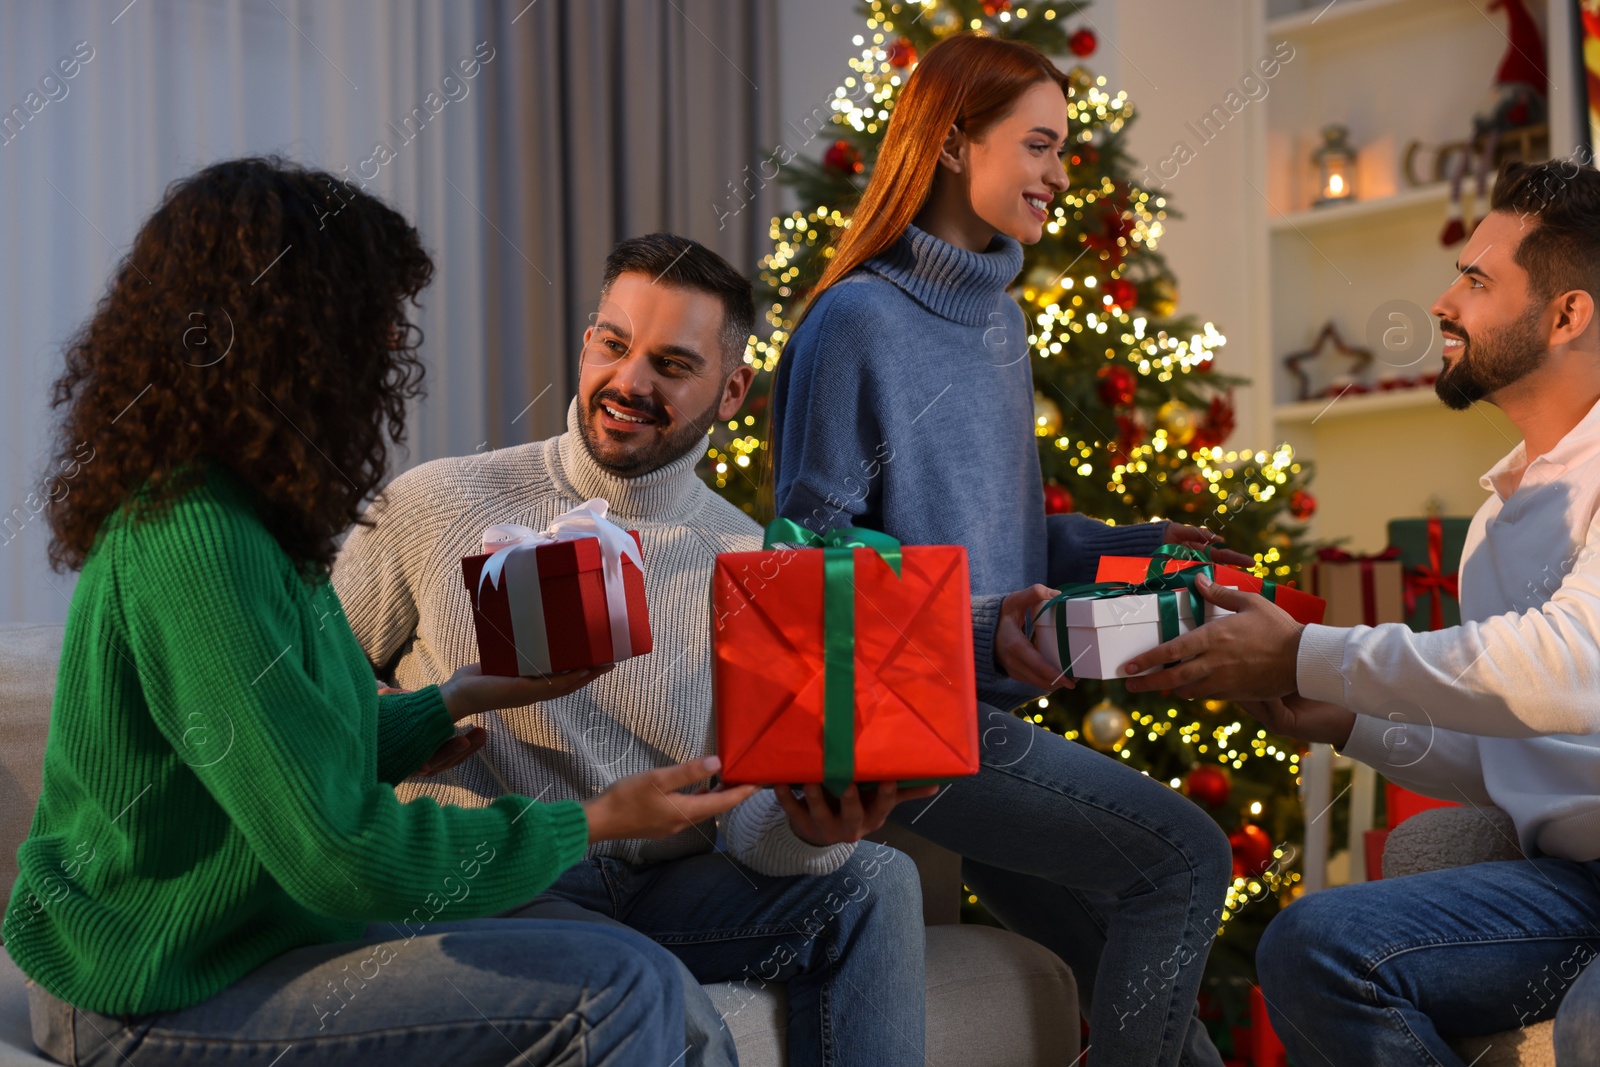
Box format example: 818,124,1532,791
27,918,685,1066
889,705,1231,1067
1257,857,1600,1065
519,840,926,1067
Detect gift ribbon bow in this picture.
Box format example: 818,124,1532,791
763,519,902,795
1026,545,1223,681
1401,516,1459,631
477,498,644,675
1315,546,1400,627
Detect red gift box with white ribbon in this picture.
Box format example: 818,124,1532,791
461,499,652,676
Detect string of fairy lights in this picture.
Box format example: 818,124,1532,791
708,0,1310,926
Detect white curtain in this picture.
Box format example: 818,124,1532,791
0,0,779,623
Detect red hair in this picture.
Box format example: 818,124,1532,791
802,32,1070,315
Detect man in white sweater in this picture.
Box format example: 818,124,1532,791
1118,160,1600,1063
332,234,931,1067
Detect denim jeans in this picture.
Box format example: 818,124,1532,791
1257,857,1600,1066
519,840,926,1067
889,704,1231,1067
27,917,686,1066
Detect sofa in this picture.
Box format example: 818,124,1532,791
0,622,1078,1066
1382,806,1553,1067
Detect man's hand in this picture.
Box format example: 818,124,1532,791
996,583,1076,690
1121,573,1303,700
774,782,940,846
1164,522,1257,569
1239,694,1357,748
439,661,614,723
412,725,488,778
582,756,759,843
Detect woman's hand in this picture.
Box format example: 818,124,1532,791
439,662,615,723
412,726,488,778
582,756,759,843
995,583,1075,690
775,781,940,846
1164,522,1256,569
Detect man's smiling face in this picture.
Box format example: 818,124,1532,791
1430,210,1552,410
576,272,730,476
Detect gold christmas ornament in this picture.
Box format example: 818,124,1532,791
1034,392,1063,438
1156,400,1198,447
1147,277,1178,318
1082,700,1133,750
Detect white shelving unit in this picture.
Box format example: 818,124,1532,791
1247,0,1576,890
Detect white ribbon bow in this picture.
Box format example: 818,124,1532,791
477,498,644,674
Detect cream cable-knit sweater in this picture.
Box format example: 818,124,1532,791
332,399,854,876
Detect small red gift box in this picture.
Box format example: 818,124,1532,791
712,527,979,790
1095,556,1326,626
461,502,652,677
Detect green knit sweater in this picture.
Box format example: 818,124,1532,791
1,466,591,1015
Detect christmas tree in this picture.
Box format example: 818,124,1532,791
701,0,1322,1040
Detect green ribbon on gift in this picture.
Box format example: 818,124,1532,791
763,519,903,794
1028,544,1218,680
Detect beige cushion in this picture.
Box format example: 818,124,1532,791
0,625,62,904
703,924,1079,1067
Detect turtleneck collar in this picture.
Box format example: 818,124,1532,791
862,222,1025,327
549,398,704,522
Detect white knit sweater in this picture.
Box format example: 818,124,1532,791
332,399,855,876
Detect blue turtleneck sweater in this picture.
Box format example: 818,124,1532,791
773,223,1167,710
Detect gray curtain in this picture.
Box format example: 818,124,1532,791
478,0,781,447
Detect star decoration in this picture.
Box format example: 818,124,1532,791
1284,321,1374,401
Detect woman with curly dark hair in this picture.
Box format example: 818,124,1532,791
5,157,757,1066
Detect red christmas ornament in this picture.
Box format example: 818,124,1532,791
823,139,862,175
1230,823,1276,879
1069,145,1100,170
1085,203,1136,268
1195,355,1216,373
1189,393,1237,452
1185,765,1232,807
885,37,917,68
1070,28,1098,57
1289,489,1317,521
1105,277,1138,312
1177,473,1207,496
980,0,1012,14
1114,414,1145,456
1097,364,1137,408
1044,482,1075,515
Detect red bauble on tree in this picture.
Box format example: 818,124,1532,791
980,0,1012,14
1105,277,1138,312
1070,28,1098,57
1176,472,1207,496
823,139,862,175
1185,765,1232,807
1114,414,1145,457
1230,824,1276,879
1289,489,1317,521
1189,392,1236,452
1044,482,1075,515
1097,364,1137,408
885,37,916,68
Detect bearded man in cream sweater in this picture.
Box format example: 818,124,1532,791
1119,160,1600,1065
332,234,936,1067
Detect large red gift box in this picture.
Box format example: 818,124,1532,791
462,529,651,677
1095,556,1326,626
712,537,979,789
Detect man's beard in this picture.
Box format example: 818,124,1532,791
579,388,720,476
1434,304,1548,411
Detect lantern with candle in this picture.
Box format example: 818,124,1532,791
1312,124,1356,207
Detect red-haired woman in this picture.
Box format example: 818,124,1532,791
5,157,756,1066
773,34,1237,1067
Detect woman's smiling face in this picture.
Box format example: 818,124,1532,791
963,79,1072,245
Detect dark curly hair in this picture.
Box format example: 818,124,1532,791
44,156,434,579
